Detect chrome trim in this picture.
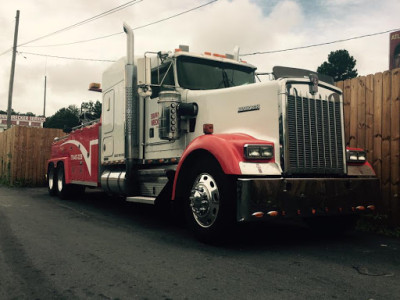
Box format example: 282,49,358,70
123,23,139,195
282,81,346,174
101,169,126,194
236,177,379,222
239,162,281,175
126,196,156,205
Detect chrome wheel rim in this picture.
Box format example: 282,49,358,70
189,173,220,228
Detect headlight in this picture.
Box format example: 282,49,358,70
244,144,274,160
346,150,366,163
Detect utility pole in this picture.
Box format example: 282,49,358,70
7,10,20,129
43,75,47,116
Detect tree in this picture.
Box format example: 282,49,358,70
0,108,18,115
317,49,358,82
44,105,80,129
80,100,102,121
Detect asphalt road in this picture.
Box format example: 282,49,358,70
0,186,399,300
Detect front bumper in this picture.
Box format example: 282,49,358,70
236,177,379,222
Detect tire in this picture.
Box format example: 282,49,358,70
183,158,235,243
47,165,57,196
304,215,358,235
56,164,70,200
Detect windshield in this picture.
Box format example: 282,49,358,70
177,56,255,90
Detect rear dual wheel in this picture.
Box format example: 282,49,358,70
56,164,69,199
47,165,57,196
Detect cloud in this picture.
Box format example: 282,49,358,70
1,0,399,116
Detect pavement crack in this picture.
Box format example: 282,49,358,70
352,265,395,277
56,203,90,217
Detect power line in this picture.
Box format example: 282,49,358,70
0,18,17,56
14,0,220,62
18,51,116,62
18,0,143,47
20,25,400,63
20,0,219,48
0,47,12,57
24,32,123,48
132,0,218,31
241,28,400,56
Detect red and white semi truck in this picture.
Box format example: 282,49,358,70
47,23,379,241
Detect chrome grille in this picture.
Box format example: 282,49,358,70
286,93,345,174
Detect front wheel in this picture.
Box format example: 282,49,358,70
183,159,235,243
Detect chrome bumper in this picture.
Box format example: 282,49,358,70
236,177,379,222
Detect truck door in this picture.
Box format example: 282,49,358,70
144,61,185,159
102,89,114,159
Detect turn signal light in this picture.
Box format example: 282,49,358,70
252,212,264,218
267,211,278,217
213,53,226,58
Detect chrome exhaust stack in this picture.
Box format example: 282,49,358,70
123,22,138,195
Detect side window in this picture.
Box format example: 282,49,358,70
151,62,174,98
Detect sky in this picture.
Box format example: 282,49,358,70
0,0,399,117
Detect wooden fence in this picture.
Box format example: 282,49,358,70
336,68,400,224
0,126,63,186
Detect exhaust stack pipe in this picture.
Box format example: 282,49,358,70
124,22,134,64
123,22,138,195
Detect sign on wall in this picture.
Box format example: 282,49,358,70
389,30,400,70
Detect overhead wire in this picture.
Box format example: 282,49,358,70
18,0,143,48
20,0,219,48
20,25,400,63
241,28,400,56
4,0,398,62
16,0,220,62
18,51,116,62
0,16,18,56
0,48,12,57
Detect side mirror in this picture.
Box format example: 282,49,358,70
137,57,151,86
